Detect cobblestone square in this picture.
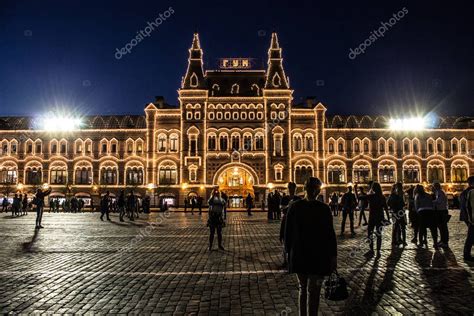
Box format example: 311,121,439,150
1,210,473,315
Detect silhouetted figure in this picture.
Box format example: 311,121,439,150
208,190,225,251
414,184,438,248
285,177,337,315
127,190,137,221
1,197,8,213
356,182,389,257
221,192,228,219
433,182,449,247
406,185,418,243
118,190,126,221
387,183,406,247
22,194,28,215
184,197,188,213
190,196,196,215
246,193,253,216
273,191,281,219
34,187,52,229
460,176,474,261
340,186,357,237
100,191,111,221
357,187,368,226
12,194,20,216
329,193,338,216
280,182,300,266
197,195,203,215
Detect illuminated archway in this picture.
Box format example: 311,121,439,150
213,163,258,207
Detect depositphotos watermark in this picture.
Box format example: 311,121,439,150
115,6,175,60
348,7,408,60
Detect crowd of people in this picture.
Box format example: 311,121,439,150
99,190,151,222
183,195,205,215
2,194,30,216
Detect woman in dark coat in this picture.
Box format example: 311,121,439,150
387,183,407,247
208,190,226,251
356,182,389,257
414,184,438,248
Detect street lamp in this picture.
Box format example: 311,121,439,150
267,182,274,190
42,183,49,190
17,183,24,192
181,182,188,190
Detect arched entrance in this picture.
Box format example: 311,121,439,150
213,164,257,208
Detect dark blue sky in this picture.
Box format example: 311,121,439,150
1,0,473,117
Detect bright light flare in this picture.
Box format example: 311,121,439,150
41,116,82,131
389,117,426,131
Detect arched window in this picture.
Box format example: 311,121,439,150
126,139,134,154
427,160,444,183
126,167,143,185
75,139,84,154
158,134,167,152
84,139,93,155
378,160,396,183
305,134,313,151
327,161,346,184
243,134,252,151
387,138,396,155
188,164,198,182
35,140,42,155
101,165,117,185
219,134,228,151
427,138,435,155
460,138,468,154
0,140,9,155
25,162,42,185
50,139,59,155
353,138,361,154
337,138,345,154
50,162,67,184
208,134,217,151
451,160,469,183
136,139,144,154
158,161,178,185
75,162,93,185
231,134,240,151
378,138,386,155
403,160,420,184
274,164,284,181
0,162,18,184
436,138,444,154
362,138,370,154
412,139,420,155
293,134,303,152
327,138,335,154
255,133,264,150
352,160,371,183
294,160,313,184
169,134,179,152
403,138,411,155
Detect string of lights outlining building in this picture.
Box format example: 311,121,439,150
0,33,473,208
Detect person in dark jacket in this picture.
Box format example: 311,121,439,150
208,190,226,251
34,187,52,229
340,186,357,237
414,184,438,248
387,183,406,247
279,182,300,266
460,176,474,261
355,182,389,257
118,190,126,221
22,194,28,215
100,191,111,221
284,177,337,315
245,193,253,216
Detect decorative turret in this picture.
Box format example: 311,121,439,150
264,33,289,89
181,33,206,89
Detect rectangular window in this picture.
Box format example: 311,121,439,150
60,144,66,154
159,169,177,184
50,170,67,184
190,139,197,156
0,170,17,183
36,143,42,154
111,143,117,153
27,144,33,154
101,143,107,153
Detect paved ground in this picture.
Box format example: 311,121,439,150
0,209,473,315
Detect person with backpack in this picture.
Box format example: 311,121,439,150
340,186,357,237
207,189,225,251
460,176,474,261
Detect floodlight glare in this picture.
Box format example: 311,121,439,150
389,117,426,131
41,116,82,131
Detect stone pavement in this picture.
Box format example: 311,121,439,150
0,210,473,315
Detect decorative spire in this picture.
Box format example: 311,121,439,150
182,33,206,89
265,33,289,89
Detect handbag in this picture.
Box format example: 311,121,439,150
324,271,349,301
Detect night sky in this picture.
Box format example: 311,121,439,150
1,0,473,117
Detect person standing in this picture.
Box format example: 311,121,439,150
357,187,368,226
22,194,28,215
100,191,111,221
246,193,253,216
267,192,274,220
221,192,228,220
12,194,20,216
387,183,406,247
190,196,196,215
340,186,357,237
433,182,449,247
406,185,419,243
355,182,389,257
280,182,300,266
414,185,438,248
118,190,126,222
34,187,52,229
273,191,281,220
127,190,136,221
329,193,338,217
184,197,188,213
284,177,337,315
207,190,225,251
197,195,203,215
459,176,474,261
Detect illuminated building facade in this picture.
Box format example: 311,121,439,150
0,33,473,207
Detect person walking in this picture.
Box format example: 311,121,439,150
183,197,188,213
118,190,126,222
280,182,300,266
406,185,419,244
329,193,338,216
284,177,337,315
1,197,8,213
127,190,136,221
22,194,28,215
12,194,20,216
433,182,449,247
387,183,407,247
246,193,253,216
34,187,52,229
190,196,196,215
273,191,281,219
267,192,274,220
414,185,438,248
100,191,111,221
355,182,389,257
340,186,357,237
357,187,368,226
207,190,225,251
459,176,474,261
